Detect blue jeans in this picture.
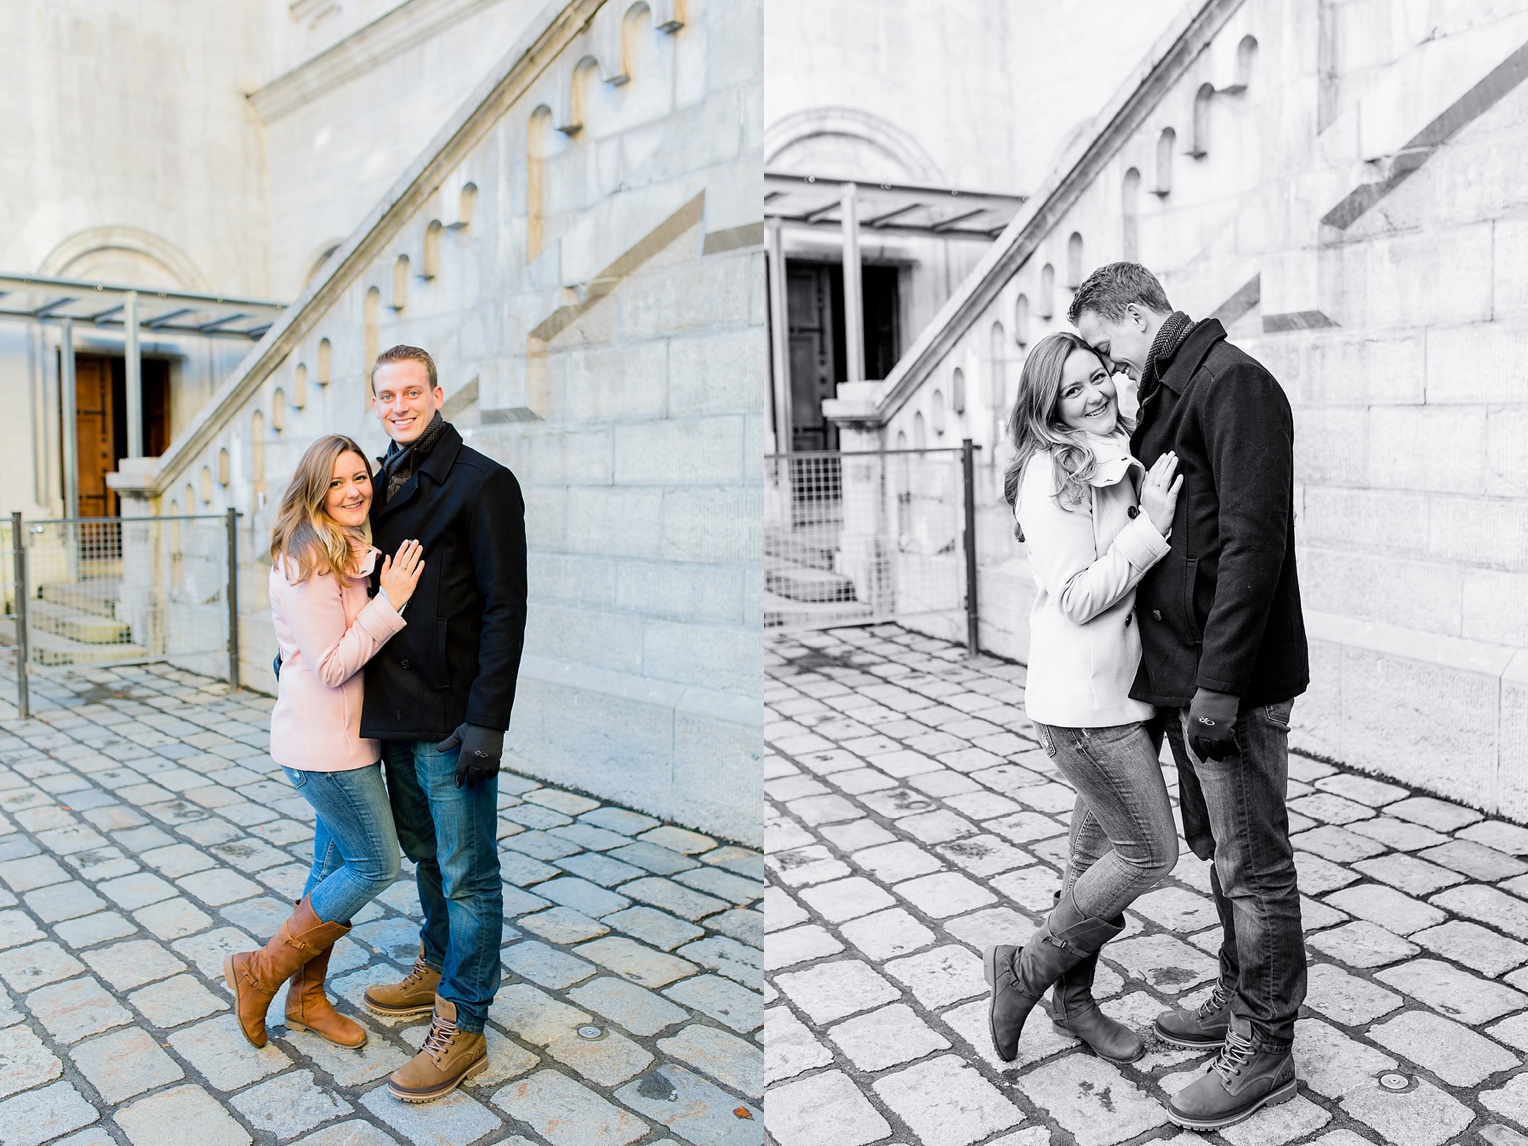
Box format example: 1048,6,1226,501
283,765,401,925
1165,699,1304,1047
1032,722,1178,922
381,740,502,1034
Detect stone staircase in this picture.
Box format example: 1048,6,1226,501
26,580,148,665
763,523,873,629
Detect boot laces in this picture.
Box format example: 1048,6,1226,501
401,959,433,989
1211,1028,1256,1087
421,1012,459,1063
1197,981,1232,1021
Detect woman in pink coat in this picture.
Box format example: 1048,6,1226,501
225,433,423,1051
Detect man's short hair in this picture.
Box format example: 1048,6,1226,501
371,344,438,392
1066,262,1173,325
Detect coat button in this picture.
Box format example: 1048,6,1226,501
401,659,411,669
1152,609,1163,621
1125,613,1133,628
1127,505,1140,518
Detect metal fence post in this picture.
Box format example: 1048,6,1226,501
225,508,240,691
10,512,29,719
961,439,979,657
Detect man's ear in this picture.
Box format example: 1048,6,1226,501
1126,303,1147,330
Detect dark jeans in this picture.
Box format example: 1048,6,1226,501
284,764,400,925
382,740,503,1034
1164,699,1304,1046
1033,722,1178,922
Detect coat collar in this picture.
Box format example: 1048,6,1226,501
1155,317,1226,395
375,420,464,520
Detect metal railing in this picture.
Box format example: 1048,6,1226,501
764,440,981,649
7,509,239,717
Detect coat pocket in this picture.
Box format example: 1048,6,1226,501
434,618,451,689
1182,556,1203,645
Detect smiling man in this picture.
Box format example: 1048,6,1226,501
357,344,528,1103
1070,264,1310,1131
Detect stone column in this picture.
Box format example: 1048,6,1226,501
823,385,888,611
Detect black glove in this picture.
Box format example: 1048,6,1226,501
1188,688,1240,760
438,723,504,788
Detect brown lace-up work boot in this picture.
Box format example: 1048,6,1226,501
363,944,441,1017
387,996,487,1102
223,897,349,1048
285,943,366,1047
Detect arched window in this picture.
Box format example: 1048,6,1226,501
1066,233,1084,289
1014,294,1030,346
1155,129,1175,195
1123,168,1141,260
184,483,195,512
293,363,308,409
392,256,409,311
527,109,553,262
200,466,213,505
1235,36,1258,92
914,411,927,449
217,448,230,486
317,338,332,385
990,321,1006,407
272,389,286,432
251,410,266,505
951,369,965,415
1191,84,1213,156
931,389,946,435
364,287,381,379
457,182,478,229
422,220,443,280
1039,264,1055,319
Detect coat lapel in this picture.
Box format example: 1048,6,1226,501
375,422,464,522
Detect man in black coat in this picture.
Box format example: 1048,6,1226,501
356,345,527,1103
1072,264,1309,1132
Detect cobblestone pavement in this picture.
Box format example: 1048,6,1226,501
0,653,763,1146
764,625,1528,1146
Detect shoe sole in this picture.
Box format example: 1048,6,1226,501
285,1019,368,1049
363,997,438,1018
387,1054,488,1103
1152,1020,1228,1050
1167,1078,1298,1130
982,946,1017,1064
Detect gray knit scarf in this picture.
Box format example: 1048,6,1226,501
380,411,448,502
1136,310,1196,408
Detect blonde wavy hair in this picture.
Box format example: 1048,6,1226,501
1002,331,1135,539
269,434,373,582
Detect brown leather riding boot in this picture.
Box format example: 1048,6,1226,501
285,942,367,1048
387,996,488,1103
222,897,349,1048
363,943,442,1018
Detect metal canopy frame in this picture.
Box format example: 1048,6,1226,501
764,171,1026,241
0,273,286,341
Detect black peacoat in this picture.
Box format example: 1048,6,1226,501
359,420,527,741
1128,318,1309,709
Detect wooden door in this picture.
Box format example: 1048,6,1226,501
75,357,116,518
786,264,840,452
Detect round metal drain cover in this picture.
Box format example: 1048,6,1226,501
577,1025,605,1041
1379,1072,1412,1092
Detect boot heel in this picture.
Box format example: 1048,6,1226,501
983,946,997,986
223,954,237,992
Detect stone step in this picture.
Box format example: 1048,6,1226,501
763,589,874,630
30,599,133,645
38,578,121,619
765,561,859,604
27,628,148,667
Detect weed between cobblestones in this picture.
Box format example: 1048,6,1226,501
764,624,1528,1146
0,653,763,1146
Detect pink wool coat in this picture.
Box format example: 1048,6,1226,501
269,546,406,772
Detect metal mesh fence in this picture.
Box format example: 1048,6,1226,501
18,516,231,679
765,448,972,633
